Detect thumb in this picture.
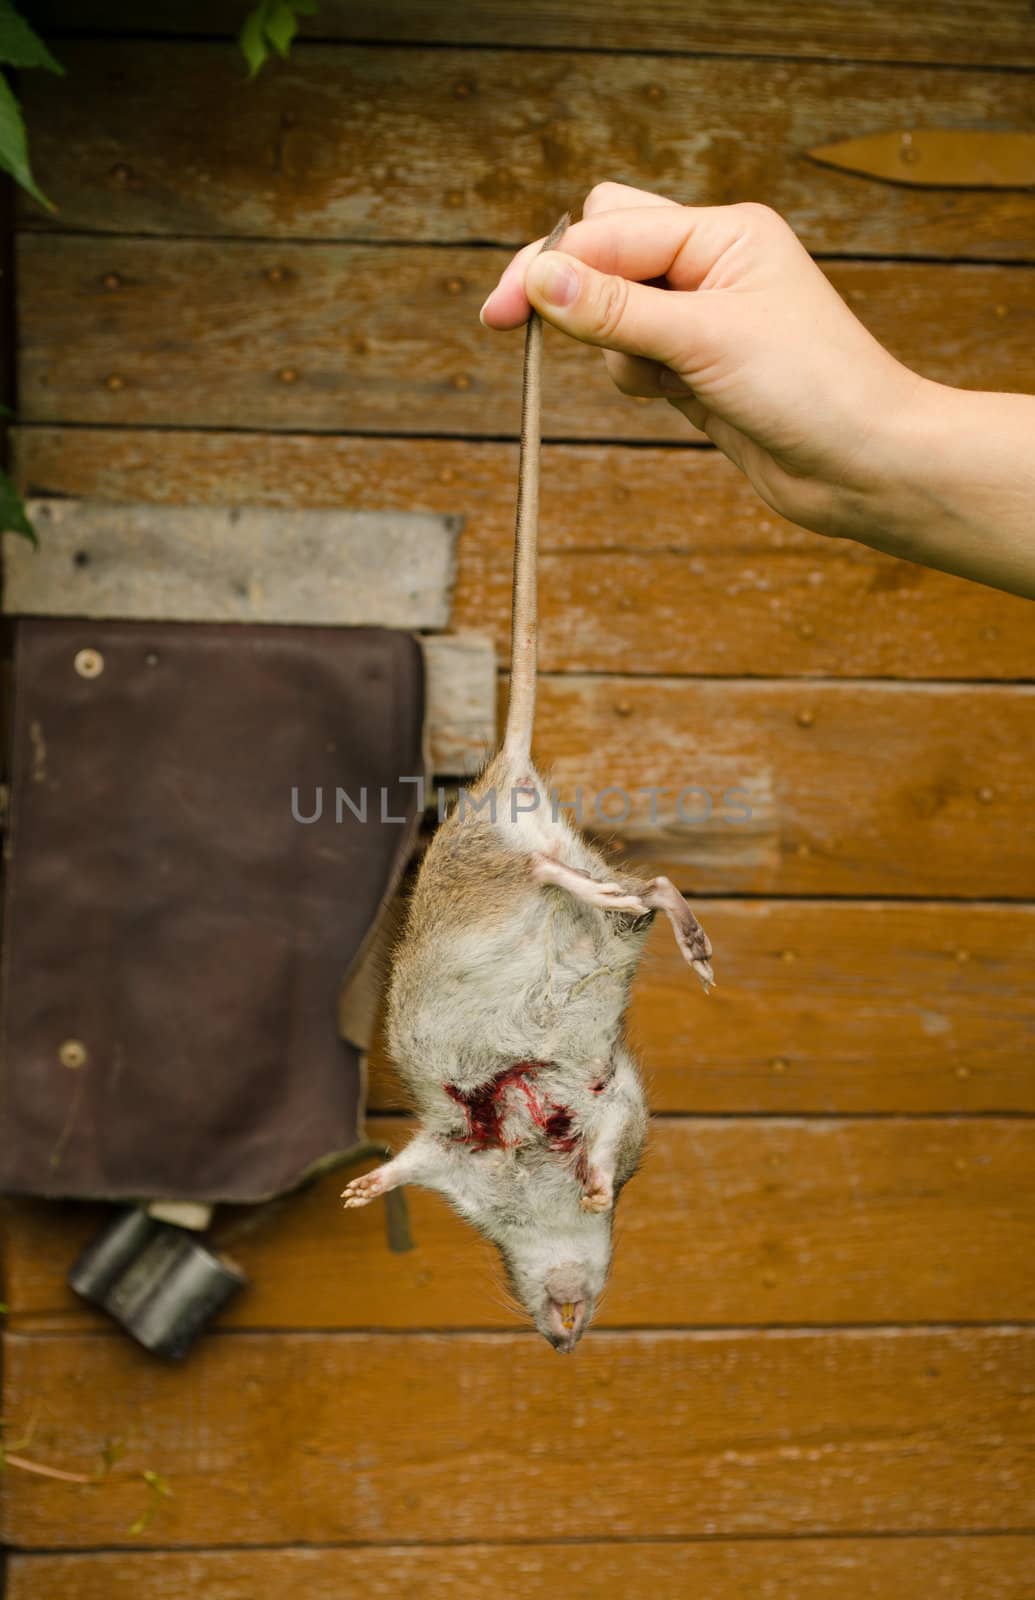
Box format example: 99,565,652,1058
525,249,688,368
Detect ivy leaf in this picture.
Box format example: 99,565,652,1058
0,73,50,209
0,468,37,545
240,0,318,76
239,4,270,79
0,2,63,74
266,0,299,59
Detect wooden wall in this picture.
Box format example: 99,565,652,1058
3,3,1034,1595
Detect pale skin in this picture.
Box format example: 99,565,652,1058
479,181,1035,602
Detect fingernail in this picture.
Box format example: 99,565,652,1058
478,292,496,326
530,254,579,308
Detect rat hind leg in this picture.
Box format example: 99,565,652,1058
643,876,714,990
531,853,650,915
532,854,714,991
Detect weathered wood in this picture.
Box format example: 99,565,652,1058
18,239,1035,439
418,632,495,773
27,0,1035,68
3,1327,1031,1545
365,901,1035,1114
18,45,1035,254
15,429,1035,682
4,1117,1033,1333
3,500,460,628
9,1537,1035,1600
530,678,1035,897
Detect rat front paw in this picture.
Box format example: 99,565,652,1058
580,1168,614,1213
341,1169,388,1208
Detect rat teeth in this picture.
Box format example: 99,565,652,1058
561,1302,576,1329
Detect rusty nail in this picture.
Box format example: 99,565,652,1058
899,134,920,165
451,372,472,391
105,373,125,392
453,80,473,99
994,304,1008,318
266,266,285,285
278,367,299,385
102,272,122,291
446,189,465,208
109,163,132,184
797,621,815,639
955,1065,970,1079
780,948,796,964
614,700,633,718
445,276,465,296
955,949,970,963
770,1057,788,1074
976,785,995,804
796,709,815,728
59,1039,88,1069
74,648,104,679
645,83,665,102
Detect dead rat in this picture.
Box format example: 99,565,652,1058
342,216,713,1352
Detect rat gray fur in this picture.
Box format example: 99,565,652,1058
342,217,713,1352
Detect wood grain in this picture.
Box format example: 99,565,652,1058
18,44,1035,254
4,1116,1033,1333
28,0,1035,68
529,677,1035,897
18,239,1035,438
9,1538,1035,1600
3,1327,1032,1546
13,430,1035,683
365,900,1035,1113
4,500,461,629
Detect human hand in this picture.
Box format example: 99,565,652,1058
479,181,926,542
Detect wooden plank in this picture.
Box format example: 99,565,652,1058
366,901,1035,1114
18,44,1035,254
2,499,460,629
27,0,1035,68
530,678,1035,897
18,239,1035,438
5,1117,1033,1332
3,1327,1031,1545
14,429,1035,683
9,1537,1035,1600
418,633,495,774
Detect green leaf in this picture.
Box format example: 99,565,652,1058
0,72,50,208
0,2,63,74
266,0,299,59
0,468,37,545
239,4,270,78
240,0,317,75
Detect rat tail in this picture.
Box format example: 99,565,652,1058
502,213,570,768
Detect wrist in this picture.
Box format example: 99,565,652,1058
826,377,1035,595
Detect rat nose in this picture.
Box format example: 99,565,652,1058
546,1296,587,1352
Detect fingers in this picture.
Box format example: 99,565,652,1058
480,190,786,330
479,233,553,329
523,248,695,368
581,179,682,218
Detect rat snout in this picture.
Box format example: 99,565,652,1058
542,1266,591,1352
545,1295,588,1352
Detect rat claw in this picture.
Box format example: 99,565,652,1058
340,1170,386,1208
580,1168,614,1212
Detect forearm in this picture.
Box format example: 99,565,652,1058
833,380,1035,599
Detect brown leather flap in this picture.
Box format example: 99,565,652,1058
0,619,424,1203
